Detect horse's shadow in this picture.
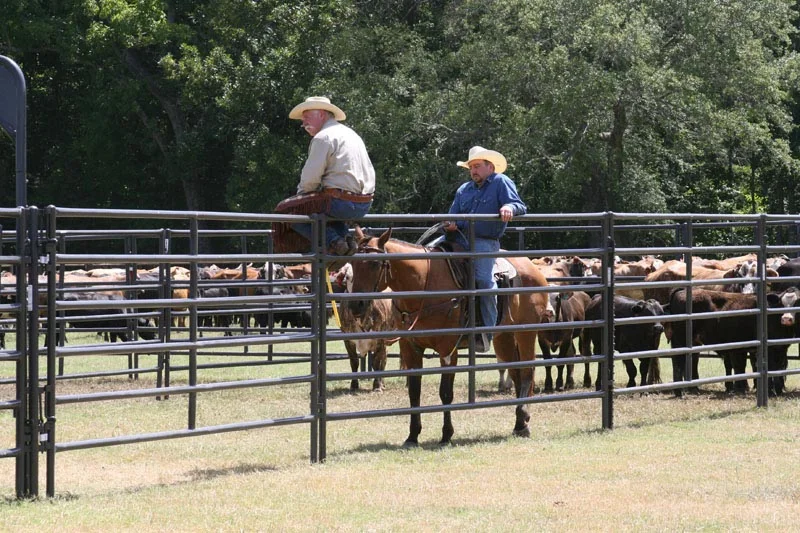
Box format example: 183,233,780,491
326,433,516,457
324,385,384,399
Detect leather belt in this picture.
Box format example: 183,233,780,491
324,188,374,203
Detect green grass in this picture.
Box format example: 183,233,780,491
1,329,800,531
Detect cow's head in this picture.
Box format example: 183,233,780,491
770,287,800,327
631,299,666,349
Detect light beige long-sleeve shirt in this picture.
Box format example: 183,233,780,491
297,118,376,195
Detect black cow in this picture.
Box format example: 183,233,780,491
774,258,800,292
583,295,665,389
198,287,232,336
60,292,155,343
667,288,797,396
538,291,591,392
253,286,312,330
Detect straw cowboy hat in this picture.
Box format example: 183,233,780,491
457,146,507,174
288,96,346,121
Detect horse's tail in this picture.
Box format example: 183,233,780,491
647,357,662,384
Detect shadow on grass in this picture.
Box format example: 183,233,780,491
324,386,378,400
0,462,285,502
188,462,279,481
326,432,516,457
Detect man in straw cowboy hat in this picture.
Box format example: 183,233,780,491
283,96,375,255
443,146,527,351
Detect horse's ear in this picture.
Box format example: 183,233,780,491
378,228,392,248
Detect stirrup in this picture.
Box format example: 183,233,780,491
457,333,491,353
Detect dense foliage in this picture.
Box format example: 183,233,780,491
2,0,799,219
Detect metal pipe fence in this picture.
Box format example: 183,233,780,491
2,207,800,498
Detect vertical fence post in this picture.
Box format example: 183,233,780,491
124,235,136,377
682,221,694,396
188,218,199,429
601,212,615,430
43,206,57,497
240,234,250,349
24,206,39,497
756,215,768,408
311,214,322,463
14,207,29,498
162,229,172,396
467,220,477,404
56,231,66,376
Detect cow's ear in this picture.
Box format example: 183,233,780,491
354,225,365,240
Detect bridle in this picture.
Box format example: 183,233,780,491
357,243,392,294
355,238,468,354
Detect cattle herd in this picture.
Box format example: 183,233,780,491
2,251,799,397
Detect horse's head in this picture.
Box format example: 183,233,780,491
346,226,393,319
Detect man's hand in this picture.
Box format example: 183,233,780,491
499,205,514,222
443,221,457,232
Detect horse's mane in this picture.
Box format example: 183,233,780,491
358,231,426,252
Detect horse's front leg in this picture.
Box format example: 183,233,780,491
405,374,422,448
401,340,423,448
439,370,455,445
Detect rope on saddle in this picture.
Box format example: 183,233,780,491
415,222,446,246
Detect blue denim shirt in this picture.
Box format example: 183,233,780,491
448,173,527,240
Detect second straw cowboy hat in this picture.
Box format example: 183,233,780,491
288,96,346,121
457,146,507,174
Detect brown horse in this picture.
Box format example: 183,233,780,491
347,227,551,446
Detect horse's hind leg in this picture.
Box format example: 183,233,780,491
506,333,534,438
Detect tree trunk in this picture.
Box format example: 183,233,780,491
607,99,627,211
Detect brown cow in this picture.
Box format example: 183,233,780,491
537,291,591,392
643,260,771,304
534,257,591,284
339,288,395,392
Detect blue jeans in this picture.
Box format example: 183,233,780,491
472,238,501,333
291,198,372,248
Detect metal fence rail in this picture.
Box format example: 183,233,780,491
3,207,800,498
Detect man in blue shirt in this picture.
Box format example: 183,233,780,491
444,146,527,350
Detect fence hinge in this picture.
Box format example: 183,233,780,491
38,418,54,452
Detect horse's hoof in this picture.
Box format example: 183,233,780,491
402,439,419,449
438,439,453,448
513,426,531,438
